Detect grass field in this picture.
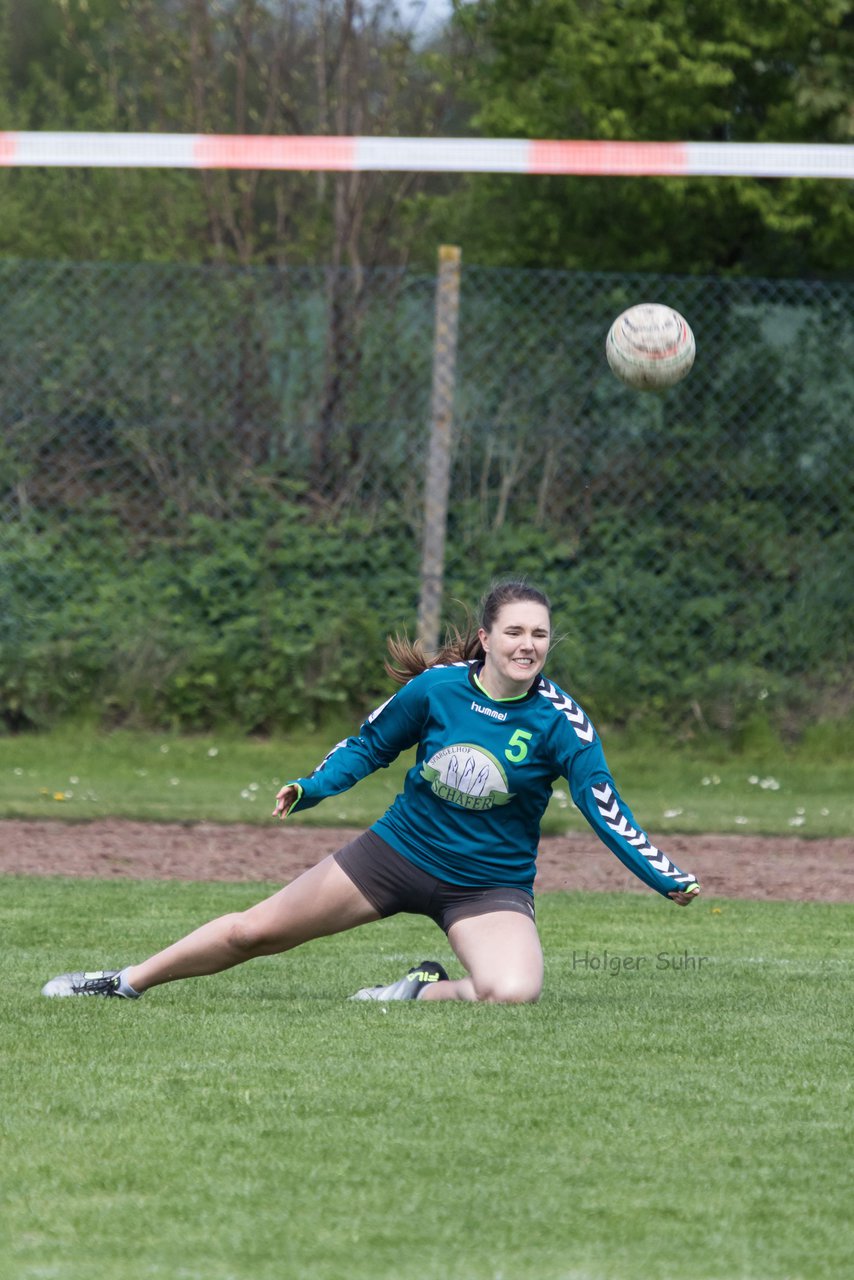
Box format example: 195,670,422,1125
3,878,852,1280
3,724,852,1278
1,722,852,836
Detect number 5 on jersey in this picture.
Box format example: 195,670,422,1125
505,729,533,763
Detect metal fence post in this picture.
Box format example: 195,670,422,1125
417,245,461,656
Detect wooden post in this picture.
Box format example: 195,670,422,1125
417,245,461,657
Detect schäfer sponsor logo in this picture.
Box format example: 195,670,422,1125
421,744,514,811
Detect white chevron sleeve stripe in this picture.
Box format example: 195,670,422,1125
591,783,685,880
537,681,595,743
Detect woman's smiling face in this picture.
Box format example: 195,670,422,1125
478,600,551,699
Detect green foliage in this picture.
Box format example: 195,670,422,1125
0,258,436,503
429,0,854,276
0,477,849,735
0,261,851,734
5,882,854,1279
2,0,852,275
0,0,207,260
797,712,854,762
0,0,454,267
0,494,418,733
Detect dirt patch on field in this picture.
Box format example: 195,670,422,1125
1,820,851,901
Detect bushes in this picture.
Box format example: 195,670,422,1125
0,498,415,732
1,485,849,735
1,263,851,736
444,500,850,733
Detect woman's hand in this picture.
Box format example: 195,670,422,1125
668,884,701,906
273,784,300,820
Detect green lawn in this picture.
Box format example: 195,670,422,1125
0,724,852,836
3,879,852,1280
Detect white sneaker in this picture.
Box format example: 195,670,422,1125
350,960,449,1001
41,970,139,998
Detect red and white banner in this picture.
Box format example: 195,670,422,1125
0,133,850,179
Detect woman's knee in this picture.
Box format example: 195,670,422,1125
223,910,275,957
472,972,542,1004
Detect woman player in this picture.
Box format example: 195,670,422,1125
43,580,699,1004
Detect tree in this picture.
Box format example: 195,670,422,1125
0,0,208,260
420,0,854,277
0,0,463,491
0,0,458,267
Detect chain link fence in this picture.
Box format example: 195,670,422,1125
1,258,851,731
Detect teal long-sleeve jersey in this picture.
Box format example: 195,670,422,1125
288,662,697,898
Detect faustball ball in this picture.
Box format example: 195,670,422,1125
606,303,696,390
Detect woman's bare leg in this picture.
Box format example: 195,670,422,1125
125,856,380,992
420,911,544,1004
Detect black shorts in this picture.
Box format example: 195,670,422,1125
334,829,535,935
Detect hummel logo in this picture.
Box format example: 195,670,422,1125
471,701,507,722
